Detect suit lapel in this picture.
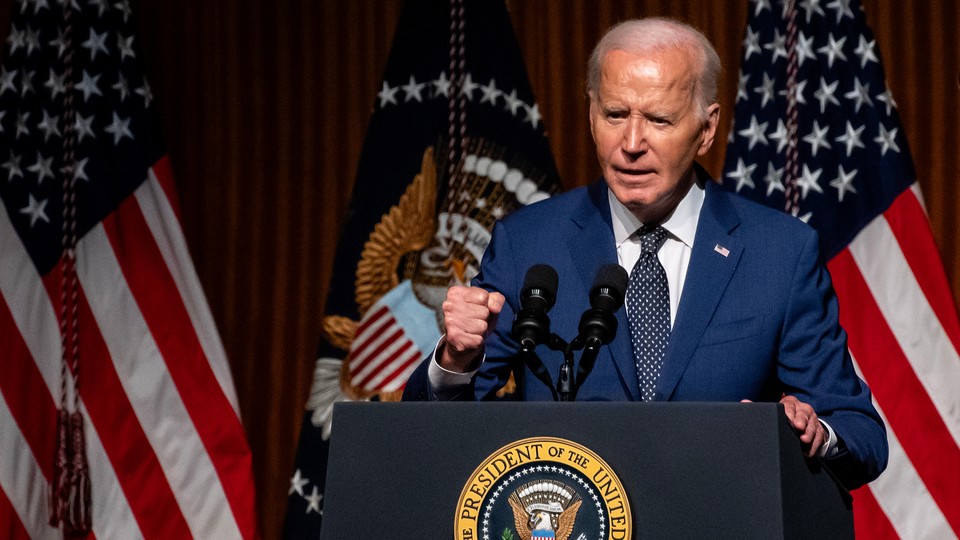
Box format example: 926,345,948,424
658,181,743,400
568,181,641,400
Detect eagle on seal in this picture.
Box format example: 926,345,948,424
508,480,582,540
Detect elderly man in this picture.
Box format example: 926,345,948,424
402,17,887,489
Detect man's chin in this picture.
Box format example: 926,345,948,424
612,188,660,209
619,194,675,223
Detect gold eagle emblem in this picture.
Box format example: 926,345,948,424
508,480,582,540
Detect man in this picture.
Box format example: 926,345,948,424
402,17,887,489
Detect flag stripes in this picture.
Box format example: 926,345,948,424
87,189,246,538
137,161,242,417
66,261,197,538
852,378,955,539
848,200,960,447
828,204,960,538
850,476,900,540
0,479,33,540
78,408,146,539
0,298,57,478
838,267,960,532
0,161,255,539
882,190,960,354
102,179,253,537
370,347,422,393
349,306,423,393
0,391,54,540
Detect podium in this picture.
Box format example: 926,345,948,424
320,402,852,539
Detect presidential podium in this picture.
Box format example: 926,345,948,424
319,402,853,539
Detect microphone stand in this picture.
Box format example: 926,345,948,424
518,346,559,402
521,334,572,402
521,333,606,402
556,336,581,402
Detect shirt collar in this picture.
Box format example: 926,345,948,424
607,179,704,249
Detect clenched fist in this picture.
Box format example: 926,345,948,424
439,286,505,373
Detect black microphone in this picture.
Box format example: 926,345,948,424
578,264,628,347
511,264,559,351
574,264,628,395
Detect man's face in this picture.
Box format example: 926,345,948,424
589,47,719,224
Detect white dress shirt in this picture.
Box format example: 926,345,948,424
608,181,703,328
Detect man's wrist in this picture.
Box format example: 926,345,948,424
428,335,482,397
818,419,840,458
437,339,484,373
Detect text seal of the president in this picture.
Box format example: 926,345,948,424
455,436,632,540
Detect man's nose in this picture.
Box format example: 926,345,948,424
622,117,646,155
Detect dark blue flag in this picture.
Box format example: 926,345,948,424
283,0,560,536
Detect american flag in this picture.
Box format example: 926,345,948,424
0,1,258,538
724,0,960,537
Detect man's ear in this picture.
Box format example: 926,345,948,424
587,92,598,132
698,102,721,156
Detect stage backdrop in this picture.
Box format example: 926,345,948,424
0,1,956,538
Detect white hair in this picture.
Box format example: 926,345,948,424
586,18,722,121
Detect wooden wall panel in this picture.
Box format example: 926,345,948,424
1,1,956,538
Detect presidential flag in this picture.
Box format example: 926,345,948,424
283,0,560,536
724,0,960,537
0,1,258,538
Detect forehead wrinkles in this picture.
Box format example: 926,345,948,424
598,48,697,108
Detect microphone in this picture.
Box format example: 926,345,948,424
511,264,559,352
574,264,628,395
578,264,628,347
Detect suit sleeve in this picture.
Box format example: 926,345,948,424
778,228,888,488
470,220,525,400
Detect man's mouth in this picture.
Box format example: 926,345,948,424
615,167,654,178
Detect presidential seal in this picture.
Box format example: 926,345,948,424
456,437,631,540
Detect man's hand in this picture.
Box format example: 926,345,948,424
780,395,828,458
439,286,505,373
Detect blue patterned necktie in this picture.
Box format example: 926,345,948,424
627,226,670,401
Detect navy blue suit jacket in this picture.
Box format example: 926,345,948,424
404,174,887,488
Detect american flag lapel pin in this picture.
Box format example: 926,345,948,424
714,244,730,257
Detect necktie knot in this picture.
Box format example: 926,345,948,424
637,225,668,255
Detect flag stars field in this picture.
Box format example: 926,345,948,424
727,13,908,216
376,69,546,131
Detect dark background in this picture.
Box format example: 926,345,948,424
2,1,956,537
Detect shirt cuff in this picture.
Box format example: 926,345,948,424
818,419,840,458
427,335,483,395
